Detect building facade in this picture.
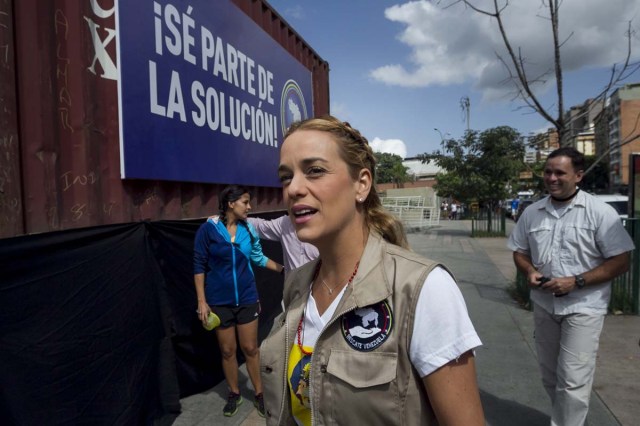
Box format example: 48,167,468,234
606,83,640,191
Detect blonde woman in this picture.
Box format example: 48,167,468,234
260,116,485,425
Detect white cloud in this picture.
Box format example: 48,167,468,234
370,0,640,99
370,137,408,158
330,101,349,119
283,5,305,20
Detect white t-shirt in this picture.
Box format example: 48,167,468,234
300,266,481,377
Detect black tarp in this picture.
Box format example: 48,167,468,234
0,214,285,425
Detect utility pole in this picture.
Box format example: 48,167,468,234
460,96,471,131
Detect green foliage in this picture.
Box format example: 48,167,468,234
520,154,609,196
581,155,609,192
374,152,410,185
419,126,526,205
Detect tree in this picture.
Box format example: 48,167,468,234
374,152,411,186
419,126,525,205
446,0,638,144
580,156,610,193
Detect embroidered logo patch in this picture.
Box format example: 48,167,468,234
341,301,393,352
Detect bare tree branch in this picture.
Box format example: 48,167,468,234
453,0,638,148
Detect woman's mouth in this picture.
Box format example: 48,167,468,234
291,206,318,224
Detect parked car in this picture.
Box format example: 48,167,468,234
594,194,628,220
514,199,535,222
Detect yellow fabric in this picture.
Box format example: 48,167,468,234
287,343,312,425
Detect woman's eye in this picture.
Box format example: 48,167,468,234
279,174,292,184
307,167,325,176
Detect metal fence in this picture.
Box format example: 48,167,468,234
471,207,506,237
610,218,640,314
380,196,440,229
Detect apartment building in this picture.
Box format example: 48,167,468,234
605,83,640,190
562,98,603,155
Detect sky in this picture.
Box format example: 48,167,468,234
266,0,640,158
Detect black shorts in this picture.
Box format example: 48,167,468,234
212,302,260,328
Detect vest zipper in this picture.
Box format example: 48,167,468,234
279,312,291,422
231,242,239,305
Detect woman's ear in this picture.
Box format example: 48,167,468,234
356,168,372,202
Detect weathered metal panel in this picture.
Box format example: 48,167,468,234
6,0,328,238
0,0,23,238
232,0,330,116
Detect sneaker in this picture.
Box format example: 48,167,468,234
223,392,243,417
254,393,265,418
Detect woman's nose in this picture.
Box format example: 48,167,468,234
286,173,305,198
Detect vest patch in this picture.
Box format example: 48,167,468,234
341,301,393,352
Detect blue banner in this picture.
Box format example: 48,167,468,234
116,0,313,186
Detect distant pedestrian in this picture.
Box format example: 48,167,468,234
511,198,519,220
450,202,458,220
507,147,634,425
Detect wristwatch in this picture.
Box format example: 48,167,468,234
575,275,586,289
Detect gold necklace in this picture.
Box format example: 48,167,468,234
318,261,360,295
320,279,340,295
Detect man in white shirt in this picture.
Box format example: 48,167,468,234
507,147,634,426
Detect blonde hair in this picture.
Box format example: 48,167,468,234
285,116,409,249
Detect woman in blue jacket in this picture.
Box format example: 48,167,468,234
194,184,284,418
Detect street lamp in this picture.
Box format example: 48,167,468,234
434,128,450,141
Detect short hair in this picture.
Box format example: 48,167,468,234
547,147,585,172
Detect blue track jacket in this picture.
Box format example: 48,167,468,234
193,217,269,306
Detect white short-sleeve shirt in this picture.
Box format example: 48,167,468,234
301,266,482,377
507,191,635,315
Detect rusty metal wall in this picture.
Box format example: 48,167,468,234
1,0,329,238
232,0,331,115
0,0,23,237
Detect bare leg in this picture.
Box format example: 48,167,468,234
216,325,239,393
237,319,262,394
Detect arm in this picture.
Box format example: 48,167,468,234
194,273,210,324
247,216,284,241
540,252,631,295
513,251,545,288
265,258,285,274
422,351,485,425
246,222,285,273
193,223,212,324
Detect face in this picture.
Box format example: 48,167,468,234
278,129,370,245
544,155,583,199
227,193,251,220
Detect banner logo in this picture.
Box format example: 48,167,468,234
280,79,308,136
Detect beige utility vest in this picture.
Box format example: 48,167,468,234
260,232,443,425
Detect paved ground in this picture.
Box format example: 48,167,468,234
173,219,640,425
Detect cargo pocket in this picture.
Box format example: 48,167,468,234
323,350,399,424
327,350,397,388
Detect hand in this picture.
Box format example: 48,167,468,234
197,301,211,323
539,276,575,296
528,271,545,289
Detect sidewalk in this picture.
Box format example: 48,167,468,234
174,219,640,425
